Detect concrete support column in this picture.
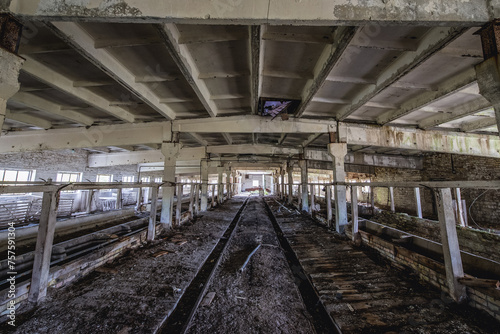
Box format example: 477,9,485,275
455,188,466,227
280,167,285,200
86,190,94,214
389,187,395,212
160,142,179,230
475,21,500,136
287,162,294,205
194,183,200,215
414,187,423,218
188,183,195,217
435,188,467,303
116,188,123,210
147,186,159,241
226,167,231,199
0,31,25,135
328,143,348,233
29,189,59,303
175,184,183,227
298,159,309,212
232,170,237,196
217,166,224,204
326,185,333,228
309,183,315,216
351,186,359,242
200,159,209,212
211,184,216,208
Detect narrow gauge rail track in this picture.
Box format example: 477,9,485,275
157,196,341,334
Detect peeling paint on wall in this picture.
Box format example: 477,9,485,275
36,0,142,17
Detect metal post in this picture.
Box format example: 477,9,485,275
435,188,467,303
147,186,159,241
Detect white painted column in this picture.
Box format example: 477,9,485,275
414,187,423,218
0,48,24,135
116,188,123,210
175,184,183,227
211,184,216,207
147,185,159,241
455,188,466,227
287,163,294,205
188,183,195,217
280,167,285,200
309,183,315,216
160,142,179,229
226,167,231,199
194,183,200,215
326,185,333,228
389,187,395,212
86,190,94,213
328,143,348,233
200,160,209,211
435,188,467,303
299,159,309,212
217,166,224,204
232,170,237,196
351,186,359,241
29,189,59,303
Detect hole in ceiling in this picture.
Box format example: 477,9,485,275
258,98,300,120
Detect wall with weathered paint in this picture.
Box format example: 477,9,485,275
371,153,500,228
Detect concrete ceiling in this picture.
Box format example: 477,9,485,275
1,2,499,166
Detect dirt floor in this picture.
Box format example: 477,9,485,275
1,198,245,334
185,196,314,334
265,198,500,334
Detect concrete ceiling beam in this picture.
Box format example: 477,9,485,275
186,132,208,146
72,80,115,88
18,42,71,54
9,0,494,25
177,30,248,44
10,92,95,126
418,98,492,130
336,27,469,121
159,23,218,118
222,133,233,145
198,71,250,79
21,56,136,123
262,31,334,44
93,36,162,49
5,109,52,129
172,116,337,133
301,133,323,148
461,117,498,132
50,22,177,120
376,67,478,125
295,26,357,117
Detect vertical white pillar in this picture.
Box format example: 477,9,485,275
200,160,209,212
226,167,231,199
232,170,237,196
189,183,195,217
414,187,423,218
29,189,59,303
287,162,294,205
280,167,285,200
326,185,333,228
309,183,315,216
86,190,94,213
194,183,200,215
436,188,467,303
455,188,466,226
160,142,179,230
116,188,123,210
389,187,395,212
351,186,359,241
175,184,183,227
328,143,348,233
147,186,159,241
299,159,309,212
217,166,224,204
212,184,216,207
